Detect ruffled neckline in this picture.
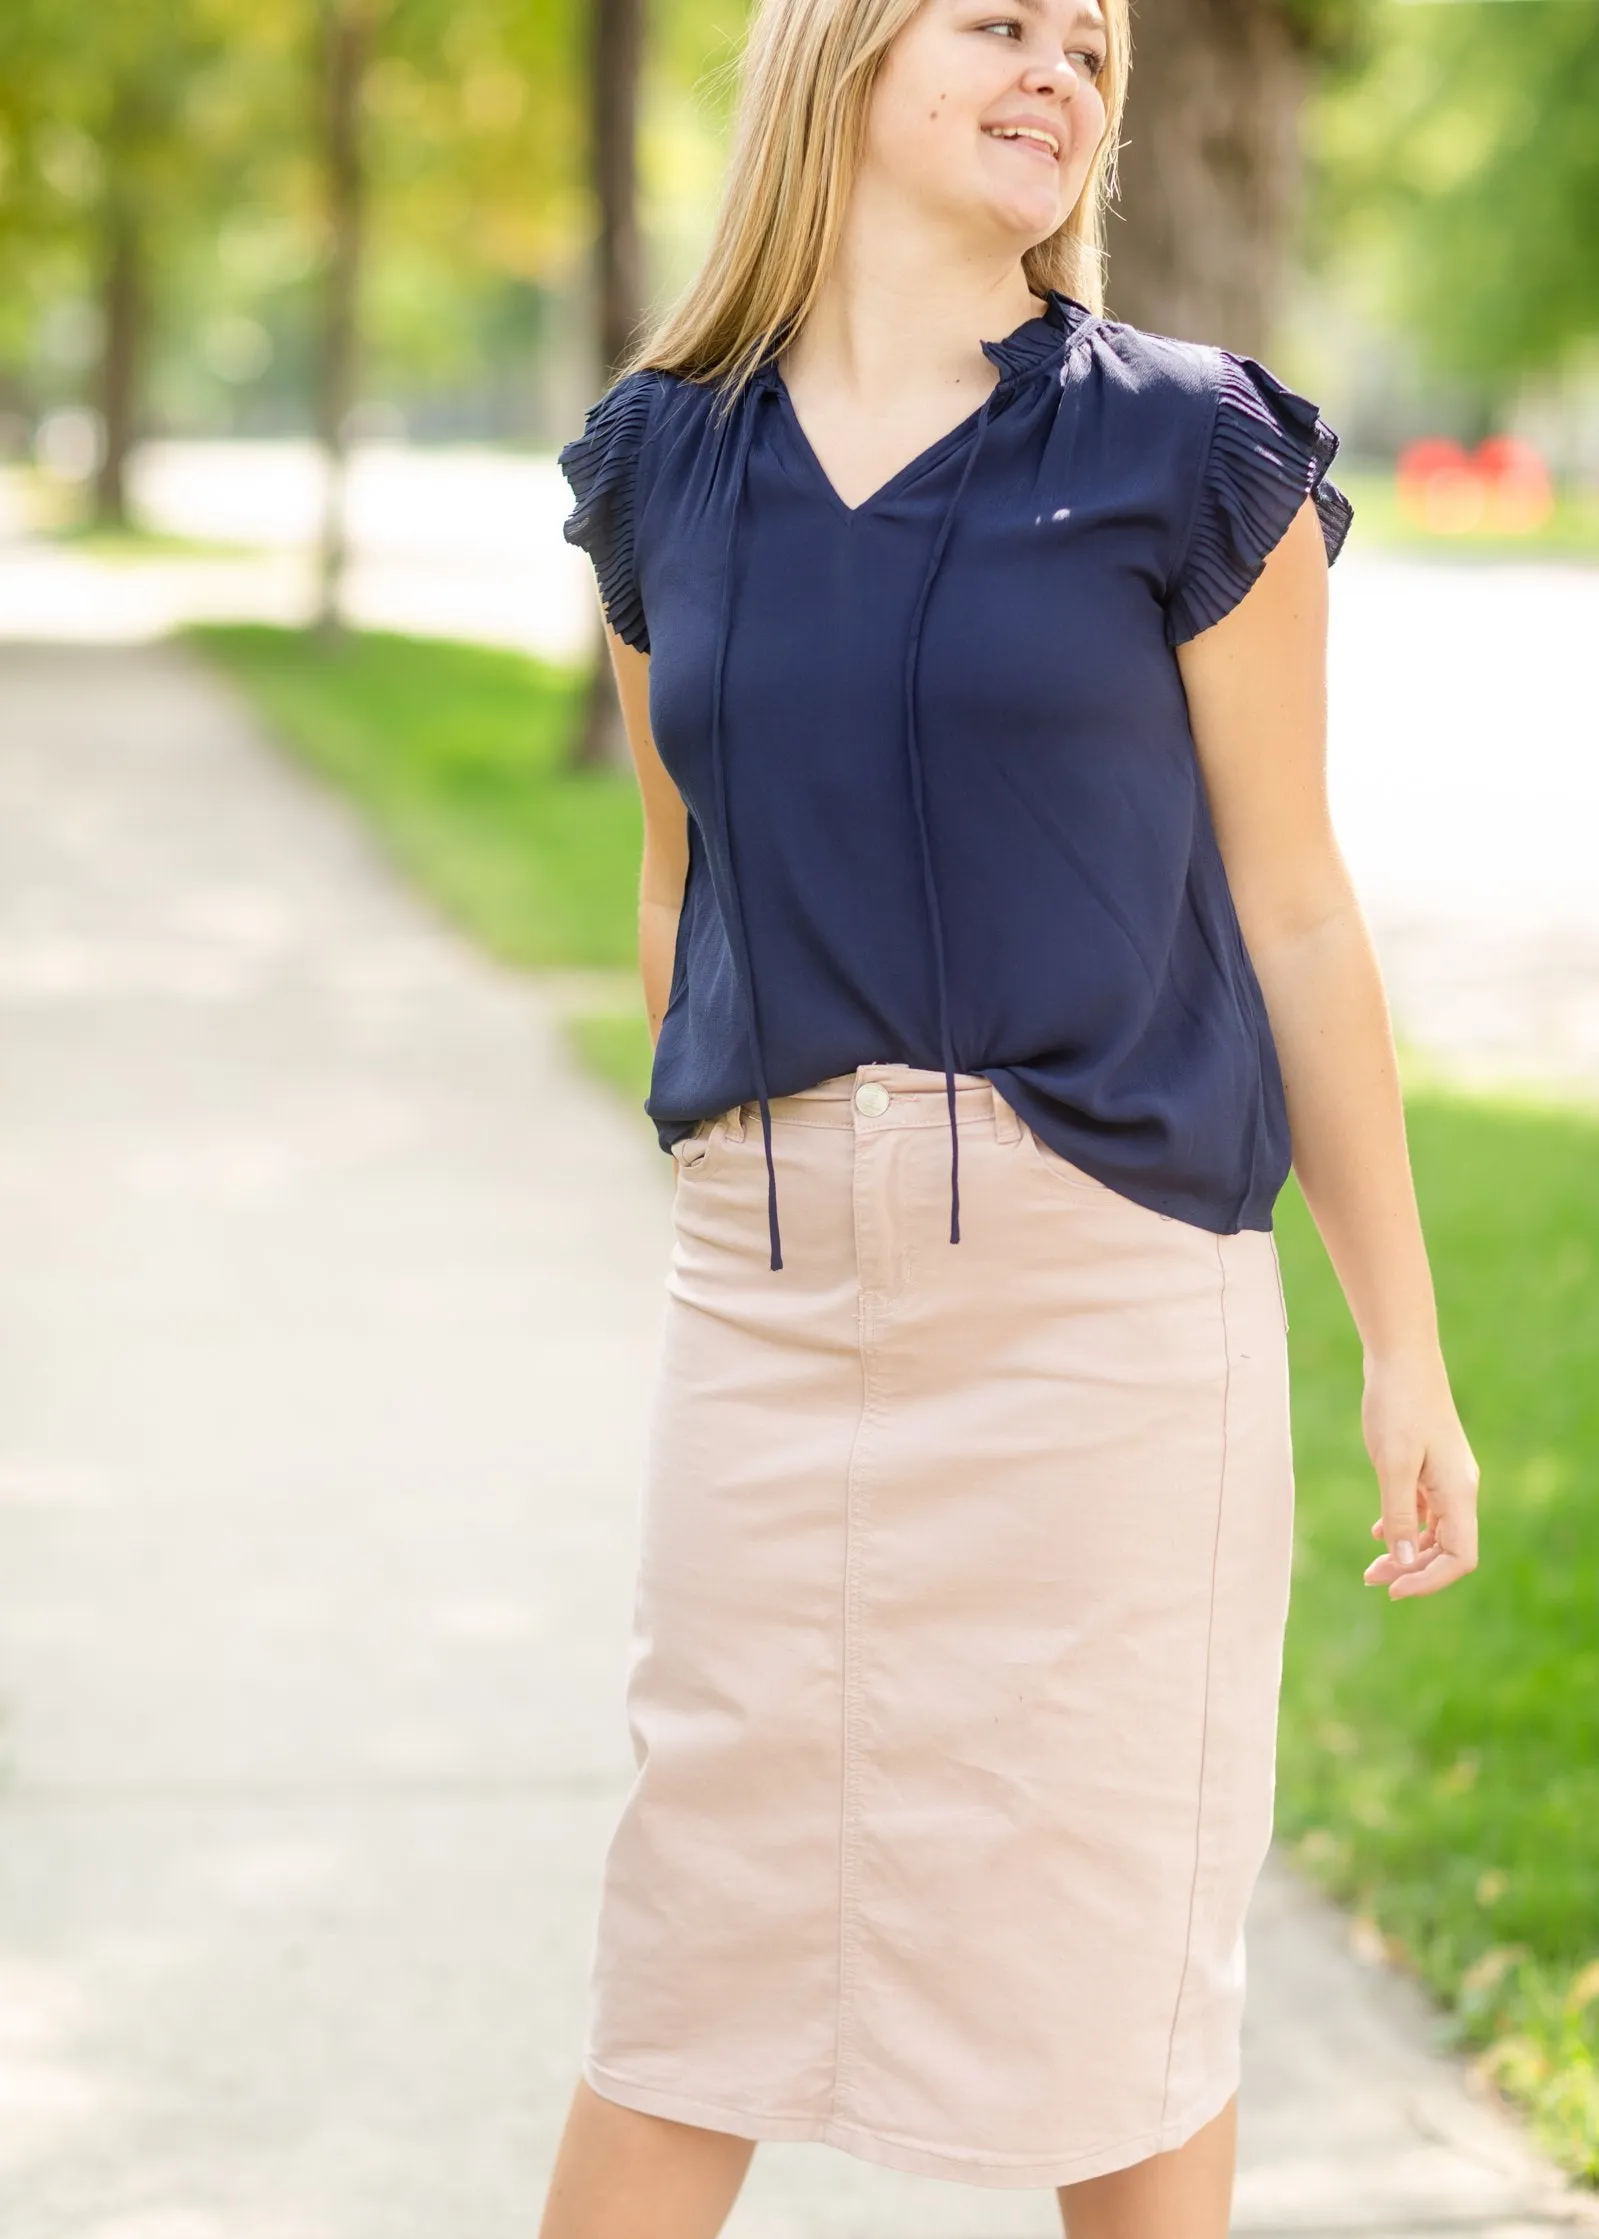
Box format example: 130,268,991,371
982,287,1101,379
752,286,1102,394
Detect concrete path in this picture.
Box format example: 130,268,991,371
0,450,590,661
0,640,1593,2238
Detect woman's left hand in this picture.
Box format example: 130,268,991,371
1361,1357,1481,1598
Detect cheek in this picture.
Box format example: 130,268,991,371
1062,92,1108,186
865,47,972,180
922,82,958,149
868,92,957,191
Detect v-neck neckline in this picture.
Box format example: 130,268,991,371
768,292,1072,522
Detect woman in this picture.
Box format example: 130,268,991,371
544,1,1480,2233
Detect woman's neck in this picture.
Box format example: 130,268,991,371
780,247,1044,409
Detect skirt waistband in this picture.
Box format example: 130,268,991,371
714,1066,1023,1140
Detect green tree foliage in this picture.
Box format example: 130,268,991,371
0,0,586,426
0,0,299,488
351,0,581,384
5,0,1592,443
1310,0,1599,385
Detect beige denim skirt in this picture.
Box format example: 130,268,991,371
582,1064,1295,2190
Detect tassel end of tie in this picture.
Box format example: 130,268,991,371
759,1095,783,1271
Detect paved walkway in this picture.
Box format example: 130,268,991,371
0,640,1593,2237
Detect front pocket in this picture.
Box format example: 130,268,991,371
1022,1121,1110,1197
670,1115,718,1171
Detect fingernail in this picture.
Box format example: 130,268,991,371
1396,1539,1416,1566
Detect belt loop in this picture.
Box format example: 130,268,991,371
990,1084,1022,1145
726,1100,747,1143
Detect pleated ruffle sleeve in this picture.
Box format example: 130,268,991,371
558,367,661,654
1164,348,1353,647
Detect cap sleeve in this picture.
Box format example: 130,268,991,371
557,367,661,654
1164,348,1353,648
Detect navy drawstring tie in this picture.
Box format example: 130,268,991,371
709,307,1106,1271
907,312,1107,1247
902,380,1002,1248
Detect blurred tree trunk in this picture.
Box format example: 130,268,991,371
572,0,647,773
314,0,369,646
1113,0,1308,355
93,188,142,529
92,79,150,532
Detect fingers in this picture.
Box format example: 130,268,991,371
1370,1434,1425,1577
1386,1549,1476,1599
1358,1369,1481,1597
1369,1514,1439,1549
1364,1482,1479,1599
1363,1538,1446,1586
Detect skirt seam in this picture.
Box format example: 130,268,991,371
1159,1232,1232,2127
828,1164,880,2123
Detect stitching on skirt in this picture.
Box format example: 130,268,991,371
1160,1234,1232,2128
829,1169,882,2121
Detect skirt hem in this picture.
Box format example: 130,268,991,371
580,2053,1242,2192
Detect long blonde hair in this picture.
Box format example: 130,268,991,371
616,0,1130,405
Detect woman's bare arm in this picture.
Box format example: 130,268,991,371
604,631,686,1052
1175,500,1480,1599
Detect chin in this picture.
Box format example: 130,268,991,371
971,193,1064,243
957,178,1063,240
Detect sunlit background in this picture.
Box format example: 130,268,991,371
3,0,1598,1055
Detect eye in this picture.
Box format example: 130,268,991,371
975,20,1108,79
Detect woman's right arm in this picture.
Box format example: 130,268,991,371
606,630,687,1057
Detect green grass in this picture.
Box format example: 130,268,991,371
1275,1097,1599,2179
568,1006,656,1101
188,623,643,972
194,621,1599,2181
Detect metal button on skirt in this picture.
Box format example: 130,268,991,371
581,1064,1295,2190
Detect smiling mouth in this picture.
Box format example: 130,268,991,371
982,125,1061,164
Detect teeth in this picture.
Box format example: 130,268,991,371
986,126,1059,158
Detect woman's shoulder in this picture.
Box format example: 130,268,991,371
1088,312,1299,443
556,365,665,484
556,369,672,654
556,361,743,651
556,362,730,490
1090,312,1219,400
1084,317,1355,642
1087,312,1336,465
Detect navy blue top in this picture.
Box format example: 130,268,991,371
559,289,1352,1271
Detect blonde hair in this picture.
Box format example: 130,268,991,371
616,0,1130,407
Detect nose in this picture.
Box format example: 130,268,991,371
1022,57,1075,101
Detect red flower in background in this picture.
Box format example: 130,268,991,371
1396,435,1554,534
